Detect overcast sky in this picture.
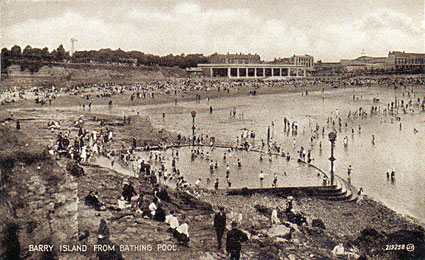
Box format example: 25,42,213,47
1,0,424,61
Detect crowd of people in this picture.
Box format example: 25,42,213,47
3,75,424,259
121,77,425,192
7,75,423,196
2,76,425,107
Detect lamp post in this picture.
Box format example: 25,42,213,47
191,111,196,146
267,126,270,147
328,131,337,185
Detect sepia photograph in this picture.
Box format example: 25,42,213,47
1,0,424,259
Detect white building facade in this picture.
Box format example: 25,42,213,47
198,63,307,78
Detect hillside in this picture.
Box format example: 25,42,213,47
1,63,189,87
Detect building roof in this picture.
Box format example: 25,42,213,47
389,51,425,57
210,52,260,58
185,67,203,72
198,63,305,68
292,54,314,58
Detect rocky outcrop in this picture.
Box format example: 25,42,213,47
0,126,80,259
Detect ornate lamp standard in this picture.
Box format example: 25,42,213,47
328,131,337,185
191,111,196,146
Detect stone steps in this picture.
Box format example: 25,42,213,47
226,182,357,202
316,177,358,202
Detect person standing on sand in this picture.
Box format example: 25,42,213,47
259,171,265,188
214,206,226,250
226,176,232,188
214,178,219,192
272,173,278,188
226,165,230,178
226,221,248,260
347,165,352,182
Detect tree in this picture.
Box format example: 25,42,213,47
41,47,52,61
55,44,69,61
1,48,11,75
10,45,22,58
22,45,32,57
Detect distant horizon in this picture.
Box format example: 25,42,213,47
3,44,423,63
2,0,424,62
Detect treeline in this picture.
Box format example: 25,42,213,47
72,49,208,68
1,45,70,74
1,44,209,75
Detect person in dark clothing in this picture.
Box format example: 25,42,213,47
98,219,110,240
132,138,137,150
214,206,226,250
2,222,20,260
85,191,102,210
154,205,166,222
134,193,144,211
122,181,137,203
226,222,248,260
16,120,20,130
156,187,170,202
285,196,294,214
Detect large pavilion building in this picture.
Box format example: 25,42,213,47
198,63,308,78
198,53,308,79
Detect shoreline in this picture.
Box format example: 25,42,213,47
1,79,358,110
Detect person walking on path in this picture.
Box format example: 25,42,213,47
226,221,248,260
214,206,227,250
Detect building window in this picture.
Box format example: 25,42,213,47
265,68,272,76
238,68,247,77
256,68,264,76
231,68,238,77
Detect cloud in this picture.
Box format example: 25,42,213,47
3,11,134,51
306,8,424,60
359,9,421,35
2,2,424,61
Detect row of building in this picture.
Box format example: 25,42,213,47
192,51,425,78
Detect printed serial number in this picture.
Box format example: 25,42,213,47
384,244,405,250
384,244,415,251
